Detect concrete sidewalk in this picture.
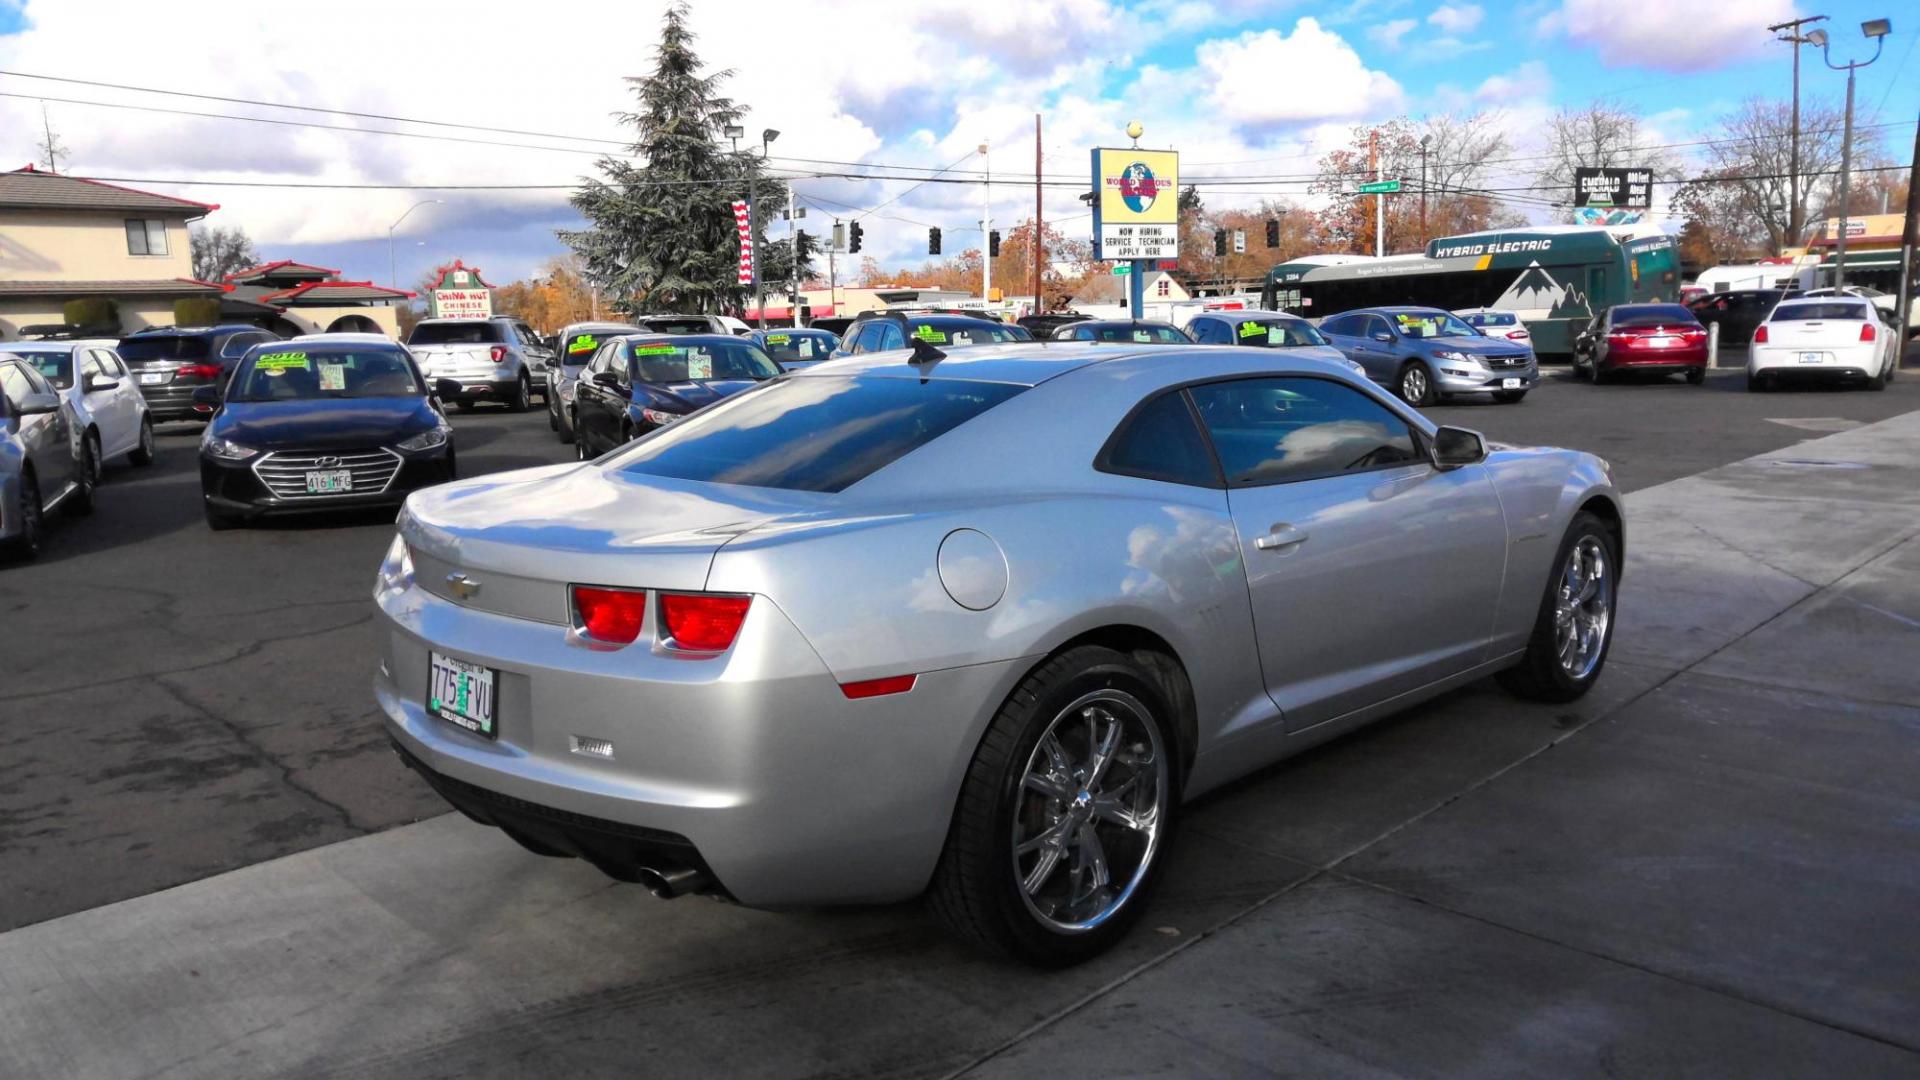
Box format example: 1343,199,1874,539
2,413,1918,1080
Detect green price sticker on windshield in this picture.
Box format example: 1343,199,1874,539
913,326,948,344
256,352,309,370
1238,321,1267,339
568,334,598,354
632,344,678,356
765,333,790,345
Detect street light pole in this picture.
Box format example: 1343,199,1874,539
1771,15,1828,248
1812,19,1889,290
387,199,440,291
980,141,991,303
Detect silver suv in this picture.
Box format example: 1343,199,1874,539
1,356,94,560
405,317,554,412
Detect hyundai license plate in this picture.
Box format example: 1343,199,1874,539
304,469,353,493
138,372,167,385
1647,336,1676,347
1501,378,1523,389
1798,352,1826,364
430,651,497,738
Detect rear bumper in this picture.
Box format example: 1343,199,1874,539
139,385,220,422
1601,346,1707,372
442,378,520,403
372,570,1022,908
1750,346,1882,379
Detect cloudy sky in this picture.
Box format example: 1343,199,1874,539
1,0,1913,290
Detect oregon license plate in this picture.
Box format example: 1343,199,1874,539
138,372,167,385
1798,352,1826,364
429,651,497,738
1501,377,1523,389
305,469,353,493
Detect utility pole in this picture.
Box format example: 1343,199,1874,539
788,185,802,328
1370,129,1384,258
1033,114,1043,315
1418,134,1431,242
980,141,992,302
1896,102,1918,358
1771,15,1828,246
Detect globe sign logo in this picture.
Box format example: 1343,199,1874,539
1117,162,1159,213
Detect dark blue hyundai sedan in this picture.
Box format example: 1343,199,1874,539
569,334,780,458
197,335,457,529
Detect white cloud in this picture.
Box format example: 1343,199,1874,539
1366,18,1419,50
1426,3,1482,34
1473,60,1552,103
1198,19,1404,129
1546,0,1793,70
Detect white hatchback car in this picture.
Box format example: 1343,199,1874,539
0,340,155,478
1747,297,1899,392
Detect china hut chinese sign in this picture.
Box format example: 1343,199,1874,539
428,260,494,319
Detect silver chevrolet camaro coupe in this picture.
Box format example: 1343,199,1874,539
373,341,1623,965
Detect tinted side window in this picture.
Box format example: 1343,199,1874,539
873,322,905,351
1189,377,1422,487
0,363,32,409
1099,391,1220,487
1321,315,1356,337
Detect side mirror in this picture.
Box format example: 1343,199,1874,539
191,385,223,407
592,370,622,387
1371,332,1394,343
433,377,463,400
84,375,120,393
1432,426,1486,470
15,390,60,416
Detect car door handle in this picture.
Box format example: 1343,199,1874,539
1255,524,1309,551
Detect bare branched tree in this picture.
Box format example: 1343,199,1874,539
1533,104,1681,203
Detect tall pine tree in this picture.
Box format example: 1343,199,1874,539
562,3,787,314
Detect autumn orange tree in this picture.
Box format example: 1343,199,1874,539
492,257,601,333
1310,113,1526,255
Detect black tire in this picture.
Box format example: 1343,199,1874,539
928,645,1179,967
559,407,576,444
1866,360,1889,392
575,426,592,461
1492,390,1527,404
1497,511,1619,703
204,503,241,531
1571,354,1592,382
547,400,560,431
4,470,43,560
1396,361,1436,407
1685,367,1706,386
509,372,532,413
83,430,103,485
66,438,96,517
128,415,156,466
452,399,473,413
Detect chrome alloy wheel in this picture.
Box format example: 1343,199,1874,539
1013,689,1167,933
1555,535,1613,680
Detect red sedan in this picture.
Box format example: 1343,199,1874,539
1573,304,1709,385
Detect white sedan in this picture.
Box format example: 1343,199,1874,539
1747,297,1900,392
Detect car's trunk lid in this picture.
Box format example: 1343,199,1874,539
400,462,828,623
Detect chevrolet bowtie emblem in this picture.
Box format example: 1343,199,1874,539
445,573,482,600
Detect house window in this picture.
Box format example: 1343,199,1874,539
1155,278,1171,297
125,219,169,256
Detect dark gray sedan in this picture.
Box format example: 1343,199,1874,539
546,322,639,444
1,355,94,559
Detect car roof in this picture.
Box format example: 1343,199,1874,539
1077,319,1182,328
415,316,512,324
560,321,640,333
620,332,744,347
783,341,1198,387
125,324,259,337
1197,311,1301,321
1774,296,1869,309
288,332,393,343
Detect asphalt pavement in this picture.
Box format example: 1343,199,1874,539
2,364,1918,1077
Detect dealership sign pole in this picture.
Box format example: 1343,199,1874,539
1092,121,1178,318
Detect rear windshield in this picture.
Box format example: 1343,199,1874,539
1391,311,1476,338
629,340,779,383
1770,302,1870,322
1613,305,1696,327
9,349,73,388
1234,319,1328,347
561,328,632,364
641,317,715,335
1079,324,1189,343
118,335,211,363
613,376,1024,492
408,321,505,345
1470,312,1517,326
228,347,423,402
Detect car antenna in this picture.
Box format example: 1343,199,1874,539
907,335,946,366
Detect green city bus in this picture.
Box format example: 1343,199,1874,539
1261,226,1681,357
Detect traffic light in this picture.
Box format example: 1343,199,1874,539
1265,219,1279,248
849,221,864,253
989,230,1001,257
1213,229,1227,257
929,227,942,255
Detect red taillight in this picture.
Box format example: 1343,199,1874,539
1860,323,1876,342
177,363,223,380
489,345,508,363
659,593,752,652
571,585,648,645
1508,330,1530,340
840,674,917,699
1753,325,1769,344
